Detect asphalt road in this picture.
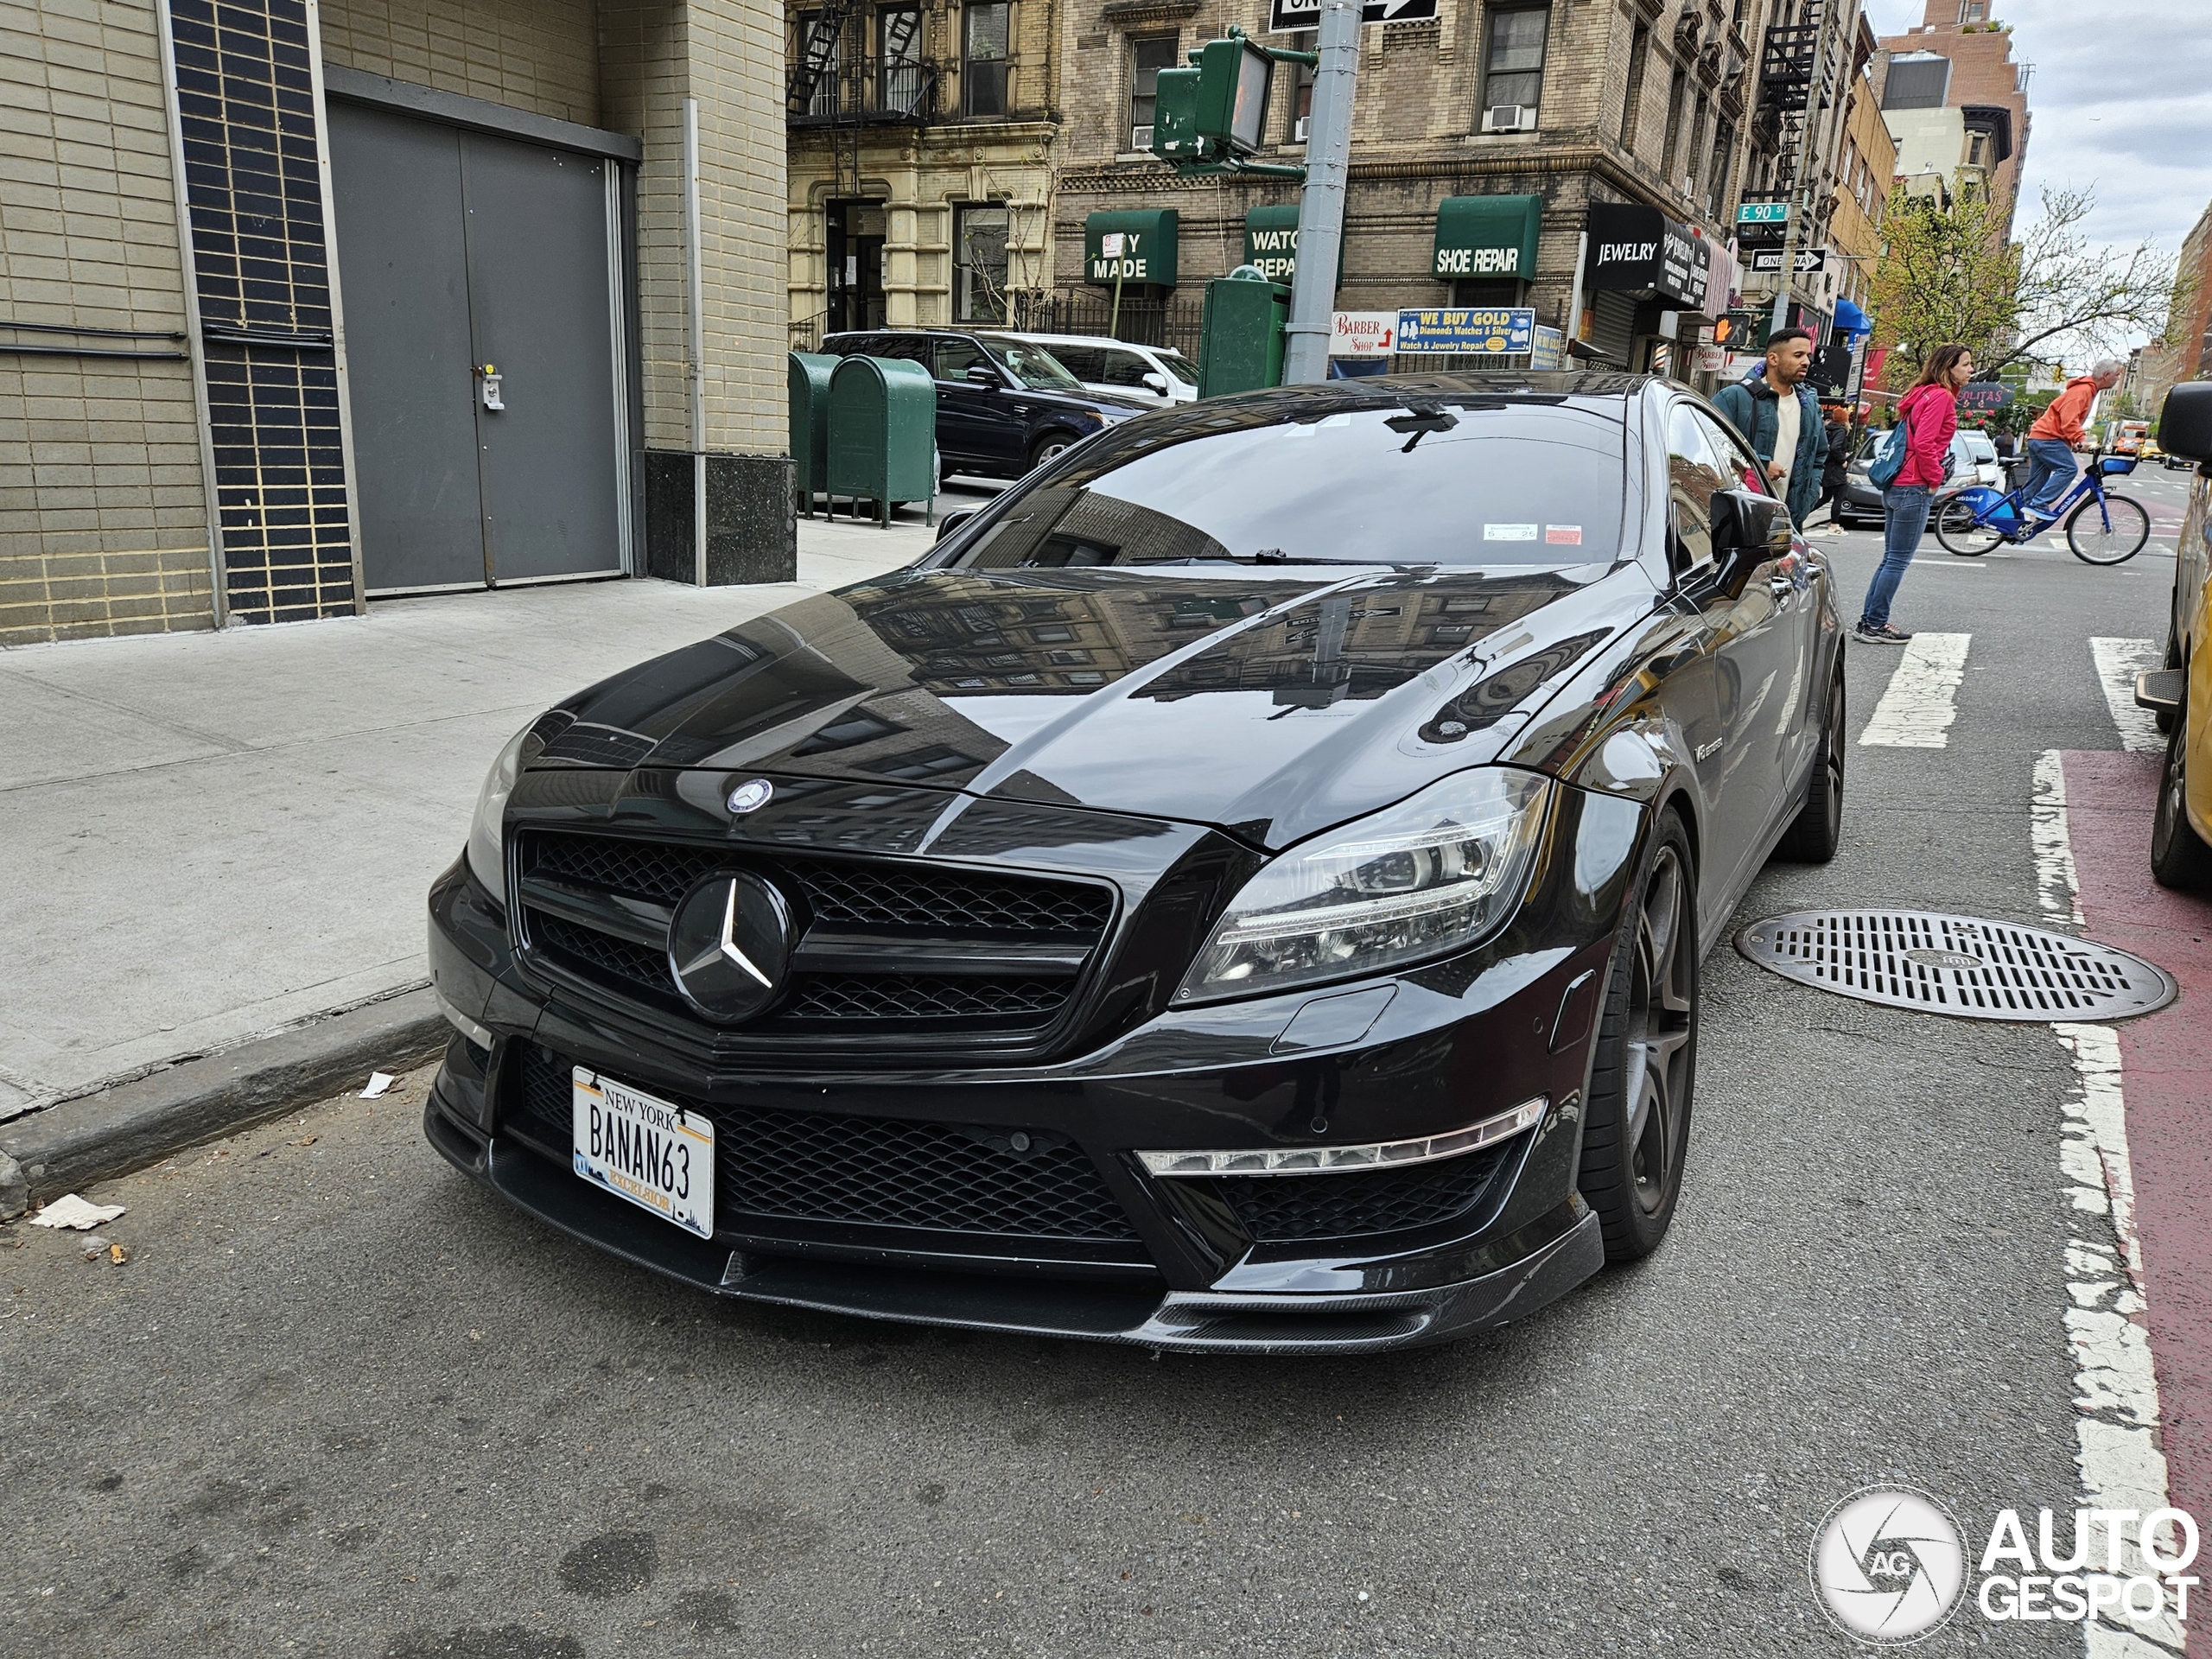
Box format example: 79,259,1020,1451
2,469,2200,1659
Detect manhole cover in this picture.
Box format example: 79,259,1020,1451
1737,911,2177,1022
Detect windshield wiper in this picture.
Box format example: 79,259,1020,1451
1141,553,1389,567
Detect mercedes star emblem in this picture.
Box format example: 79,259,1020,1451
666,872,793,1022
727,778,774,815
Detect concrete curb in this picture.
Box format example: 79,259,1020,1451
0,988,449,1213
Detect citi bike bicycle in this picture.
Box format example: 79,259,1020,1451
1932,449,2152,564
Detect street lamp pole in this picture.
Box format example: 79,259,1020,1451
1281,0,1358,385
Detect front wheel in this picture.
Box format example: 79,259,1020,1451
2152,690,2212,889
2068,492,2152,564
1027,433,1077,473
1933,495,2001,556
1578,813,1699,1262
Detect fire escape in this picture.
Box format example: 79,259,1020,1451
1742,2,1837,251
787,3,939,200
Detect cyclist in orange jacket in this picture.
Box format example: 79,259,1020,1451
2022,361,2122,518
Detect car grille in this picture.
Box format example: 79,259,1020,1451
511,1046,1140,1243
512,830,1114,1046
1207,1145,1512,1243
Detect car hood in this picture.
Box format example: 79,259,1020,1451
531,561,1651,849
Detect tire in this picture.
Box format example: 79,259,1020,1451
1774,671,1844,862
2151,689,2212,889
1933,495,2000,556
1578,811,1699,1263
2068,492,2152,564
1027,432,1077,472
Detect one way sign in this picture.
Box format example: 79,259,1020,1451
1749,247,1828,274
1269,0,1436,29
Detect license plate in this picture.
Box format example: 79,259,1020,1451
571,1067,715,1241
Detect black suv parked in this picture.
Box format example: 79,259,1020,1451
819,329,1148,484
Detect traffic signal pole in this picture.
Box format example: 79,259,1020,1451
1281,0,1358,385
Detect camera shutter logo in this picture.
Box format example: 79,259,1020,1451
1808,1486,1967,1644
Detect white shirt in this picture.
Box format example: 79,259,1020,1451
1771,386,1802,480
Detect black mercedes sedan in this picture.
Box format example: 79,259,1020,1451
423,372,1845,1353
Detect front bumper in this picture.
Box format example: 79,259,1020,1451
423,781,1646,1353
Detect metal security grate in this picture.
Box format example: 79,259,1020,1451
1737,911,2177,1022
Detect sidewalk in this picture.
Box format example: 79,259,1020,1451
0,511,943,1119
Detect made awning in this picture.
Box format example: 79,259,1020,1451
1433,194,1541,282
1085,210,1179,287
1586,202,1706,309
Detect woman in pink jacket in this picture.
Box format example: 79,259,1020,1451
1857,343,1973,645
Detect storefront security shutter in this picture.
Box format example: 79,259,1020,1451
1587,291,1636,369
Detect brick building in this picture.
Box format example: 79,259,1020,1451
3,0,792,649
781,0,1062,342
1875,0,2030,232
1040,0,1811,390
2131,199,2212,418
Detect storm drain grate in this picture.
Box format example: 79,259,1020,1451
1736,911,2176,1022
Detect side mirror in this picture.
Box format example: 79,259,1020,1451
1141,372,1169,392
1707,488,1788,592
964,365,1000,387
936,508,977,543
2158,382,2212,463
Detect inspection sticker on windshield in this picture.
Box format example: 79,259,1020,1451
1484,524,1539,540
572,1067,715,1240
1546,525,1583,544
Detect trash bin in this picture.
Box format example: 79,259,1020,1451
788,352,837,518
826,355,937,527
1198,270,1288,399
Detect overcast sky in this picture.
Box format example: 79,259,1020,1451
1861,0,2212,252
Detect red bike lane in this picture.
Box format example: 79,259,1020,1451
2063,748,2212,1633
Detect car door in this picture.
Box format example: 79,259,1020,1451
1094,344,1169,405
1688,404,1817,884
1048,343,1105,397
932,337,1024,473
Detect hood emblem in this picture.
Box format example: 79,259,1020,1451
668,873,793,1022
727,778,774,815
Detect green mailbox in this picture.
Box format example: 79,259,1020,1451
788,351,836,518
1197,271,1288,399
826,354,936,527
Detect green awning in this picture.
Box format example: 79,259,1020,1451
1085,210,1179,288
1433,194,1541,281
1243,205,1301,280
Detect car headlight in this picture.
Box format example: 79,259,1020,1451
1174,768,1554,1005
465,722,534,906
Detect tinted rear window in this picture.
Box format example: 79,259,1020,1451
946,397,1629,569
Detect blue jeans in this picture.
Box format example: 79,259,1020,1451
1861,485,1930,628
2023,438,2077,512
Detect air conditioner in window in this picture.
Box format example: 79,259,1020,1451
1480,104,1536,133
1131,124,1153,150
1294,114,1310,142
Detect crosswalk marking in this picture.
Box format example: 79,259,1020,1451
1859,632,1971,747
2089,637,2164,753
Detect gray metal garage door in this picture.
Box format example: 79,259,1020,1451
328,100,628,594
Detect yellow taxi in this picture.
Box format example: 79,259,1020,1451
2139,382,2212,885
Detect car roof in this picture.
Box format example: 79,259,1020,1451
1185,371,1654,419
996,332,1178,355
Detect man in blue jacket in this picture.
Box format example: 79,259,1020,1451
1713,327,1827,529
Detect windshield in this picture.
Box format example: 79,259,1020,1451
1958,431,1997,461
944,395,1629,569
1158,353,1200,387
980,337,1084,391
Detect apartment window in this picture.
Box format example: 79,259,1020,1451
1685,92,1709,201
880,7,923,113
796,10,843,116
1659,67,1688,181
1478,4,1548,126
963,1,1009,116
1619,23,1650,152
1128,35,1177,150
953,204,1010,323
1288,60,1314,143
1711,119,1736,213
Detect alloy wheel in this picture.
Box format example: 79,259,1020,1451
1624,845,1695,1216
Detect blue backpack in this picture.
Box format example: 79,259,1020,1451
1866,411,1913,490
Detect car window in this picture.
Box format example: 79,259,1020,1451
1960,431,1996,461
934,339,990,382
944,396,1630,569
1694,410,1771,499
1052,345,1102,381
1096,348,1155,390
1157,353,1200,387
978,336,1084,391
1665,404,1732,569
866,334,927,364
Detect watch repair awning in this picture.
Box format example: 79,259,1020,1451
1586,202,1707,309
1085,210,1179,287
1243,204,1344,287
1433,194,1541,281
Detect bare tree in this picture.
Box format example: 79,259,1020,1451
1872,184,2182,384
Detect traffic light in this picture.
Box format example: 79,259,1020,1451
1710,310,1767,352
1148,31,1278,165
